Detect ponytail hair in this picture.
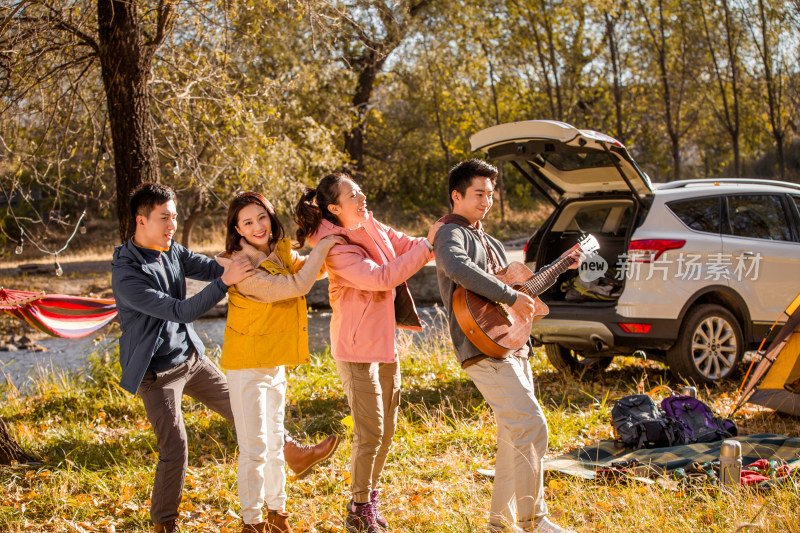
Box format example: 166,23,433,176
225,191,285,255
294,172,350,247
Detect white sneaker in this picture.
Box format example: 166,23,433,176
488,524,527,533
488,526,526,533
532,517,576,533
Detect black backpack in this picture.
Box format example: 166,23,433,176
611,394,678,449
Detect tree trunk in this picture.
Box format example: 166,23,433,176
344,50,386,178
429,64,452,172
605,12,626,144
670,133,681,181
722,0,742,178
497,165,505,222
524,6,557,119
543,1,563,119
484,41,504,221
340,1,431,178
0,417,36,465
180,190,206,249
97,0,161,243
181,210,204,249
699,0,742,178
756,0,786,179
775,134,786,179
639,0,685,181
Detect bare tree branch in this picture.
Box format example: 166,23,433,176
0,0,30,38
147,0,174,48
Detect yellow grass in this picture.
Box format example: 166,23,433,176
0,312,798,532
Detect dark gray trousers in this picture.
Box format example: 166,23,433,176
137,353,234,524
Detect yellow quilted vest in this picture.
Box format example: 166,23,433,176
221,239,310,370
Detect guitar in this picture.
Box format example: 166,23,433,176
453,234,600,358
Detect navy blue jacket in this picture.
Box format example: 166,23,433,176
111,239,227,394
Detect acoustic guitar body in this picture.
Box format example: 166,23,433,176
452,262,549,358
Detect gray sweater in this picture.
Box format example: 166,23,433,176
434,223,520,365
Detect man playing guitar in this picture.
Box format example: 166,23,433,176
434,159,581,533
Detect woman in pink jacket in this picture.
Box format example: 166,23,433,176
294,173,440,533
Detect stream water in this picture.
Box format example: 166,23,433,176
0,307,447,393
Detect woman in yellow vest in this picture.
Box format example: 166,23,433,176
216,192,342,533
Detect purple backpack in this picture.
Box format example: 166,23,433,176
660,395,737,445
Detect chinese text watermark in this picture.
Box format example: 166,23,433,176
578,252,762,282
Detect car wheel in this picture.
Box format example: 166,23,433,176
544,343,613,375
667,304,743,384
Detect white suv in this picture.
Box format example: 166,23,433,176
470,120,800,384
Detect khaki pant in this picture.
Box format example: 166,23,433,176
464,356,549,531
335,360,400,504
137,353,234,525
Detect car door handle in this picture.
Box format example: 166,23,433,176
735,250,756,257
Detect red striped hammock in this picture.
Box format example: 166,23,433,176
0,288,117,339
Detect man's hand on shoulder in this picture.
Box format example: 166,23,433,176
510,291,536,322
221,254,255,286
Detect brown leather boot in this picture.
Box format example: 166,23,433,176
153,520,178,533
241,522,267,532
266,510,294,533
283,434,340,480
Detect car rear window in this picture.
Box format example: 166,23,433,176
574,205,613,232
725,194,792,241
667,196,721,233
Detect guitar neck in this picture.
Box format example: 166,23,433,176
522,249,578,296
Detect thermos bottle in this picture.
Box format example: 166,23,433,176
719,440,742,486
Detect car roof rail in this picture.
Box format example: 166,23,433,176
657,178,800,191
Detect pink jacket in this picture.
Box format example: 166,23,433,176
309,213,433,363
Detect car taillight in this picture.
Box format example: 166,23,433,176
627,239,685,263
618,323,652,334
523,241,528,254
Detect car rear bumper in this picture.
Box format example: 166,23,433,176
531,308,681,353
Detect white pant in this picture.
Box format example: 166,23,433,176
227,366,287,524
464,356,549,530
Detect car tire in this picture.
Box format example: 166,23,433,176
544,343,613,375
666,304,743,384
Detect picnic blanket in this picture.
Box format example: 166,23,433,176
544,434,800,480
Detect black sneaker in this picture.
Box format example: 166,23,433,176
345,500,380,533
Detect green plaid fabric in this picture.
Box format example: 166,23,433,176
544,434,800,479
